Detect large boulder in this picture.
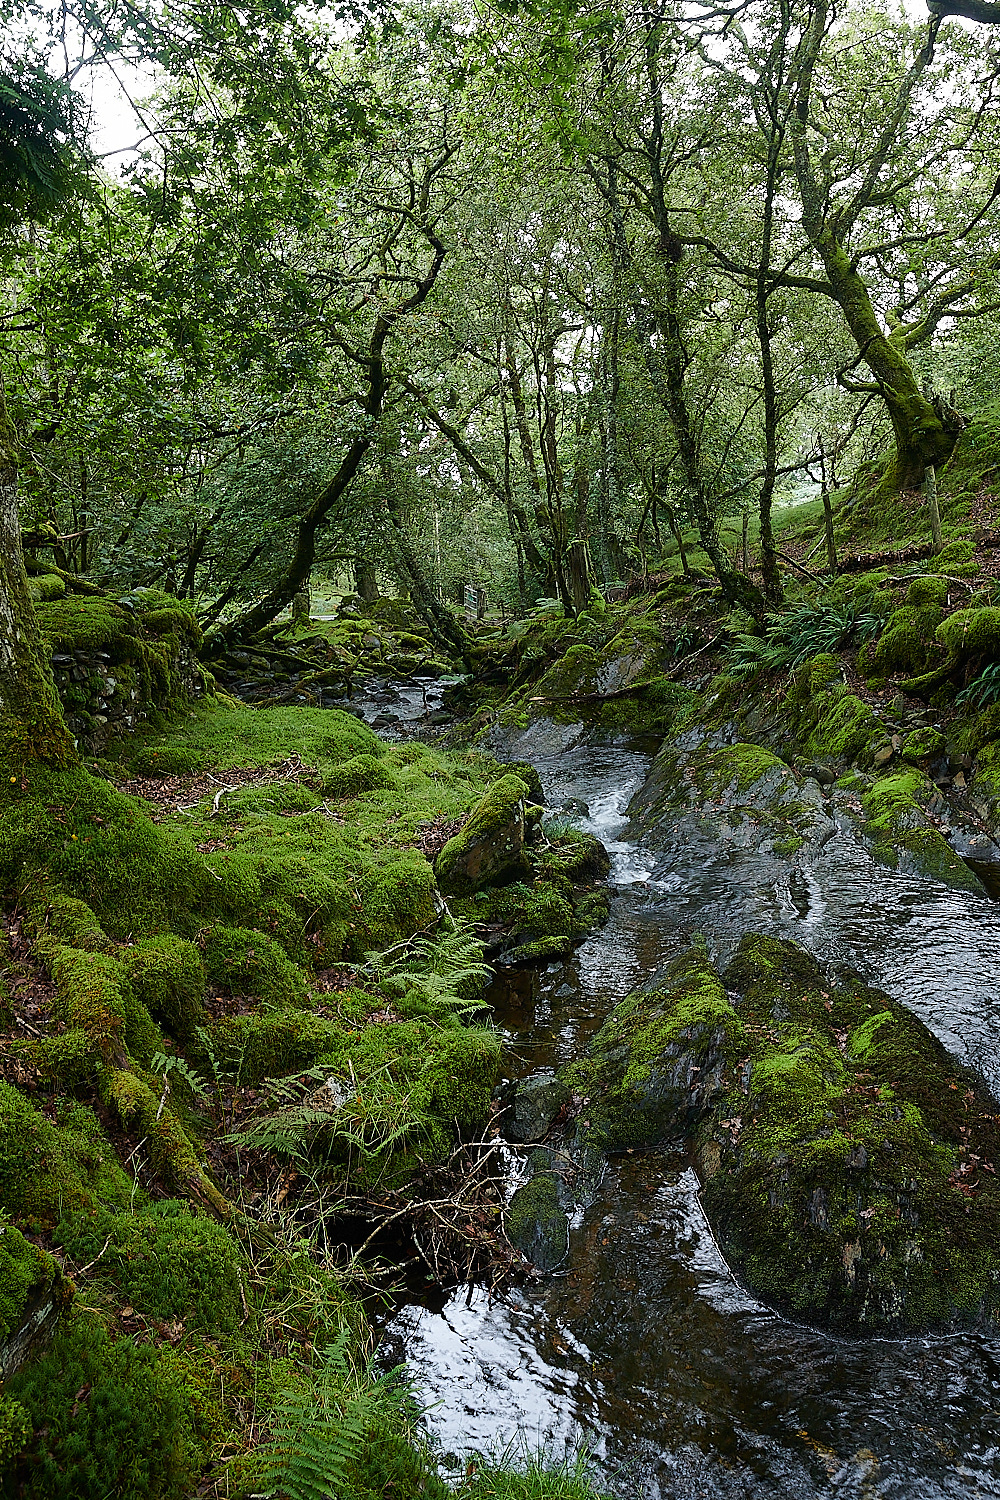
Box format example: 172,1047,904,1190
434,775,536,895
568,945,739,1152
567,935,1000,1336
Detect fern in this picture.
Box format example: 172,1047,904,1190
225,1063,420,1164
724,602,882,679
150,1051,208,1099
253,1332,399,1500
957,660,1000,708
366,919,491,1015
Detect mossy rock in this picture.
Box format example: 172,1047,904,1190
122,934,207,1039
199,1007,344,1085
695,934,1000,1334
0,1090,136,1233
435,775,532,896
0,1221,70,1362
55,1201,242,1334
900,726,947,765
201,924,308,1007
905,577,949,608
864,605,943,678
4,1309,215,1500
860,771,984,891
26,573,66,603
936,606,1000,660
505,1158,569,1272
322,753,397,799
567,944,742,1153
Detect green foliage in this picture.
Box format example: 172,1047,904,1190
957,661,1000,709
0,1088,136,1232
365,919,492,1017
252,1332,402,1500
3,1310,215,1500
724,602,881,680
457,1448,613,1499
55,1200,242,1333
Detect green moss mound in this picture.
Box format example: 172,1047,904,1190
700,935,1000,1334
55,1200,242,1333
0,1221,69,1344
435,774,532,896
202,923,308,1007
568,944,742,1152
3,1311,216,1500
0,1089,135,1233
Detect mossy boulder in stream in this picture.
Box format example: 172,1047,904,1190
567,944,742,1152
574,934,1000,1334
505,1152,570,1272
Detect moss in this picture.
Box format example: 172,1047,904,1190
55,1200,242,1333
322,753,398,799
859,771,980,889
697,934,1000,1334
936,606,1000,659
123,934,206,1039
865,605,943,678
568,944,742,1153
43,943,161,1064
934,538,976,567
4,1309,216,1500
534,643,602,701
900,726,947,764
505,1166,568,1271
806,691,883,762
435,774,531,896
0,1090,136,1232
0,1395,31,1468
703,743,784,795
905,576,950,608
112,704,382,778
200,1006,345,1085
0,1220,69,1343
202,924,307,1008
26,573,66,603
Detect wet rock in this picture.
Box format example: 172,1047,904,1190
559,796,591,817
567,944,738,1153
629,741,835,860
702,935,1000,1335
799,762,836,786
505,1155,570,1272
435,774,532,895
873,743,895,767
505,1071,571,1143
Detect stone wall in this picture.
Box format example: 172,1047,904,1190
35,589,209,754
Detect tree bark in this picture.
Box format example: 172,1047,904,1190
0,381,77,770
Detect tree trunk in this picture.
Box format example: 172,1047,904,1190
0,382,77,770
354,556,379,603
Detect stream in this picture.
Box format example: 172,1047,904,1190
377,716,1000,1498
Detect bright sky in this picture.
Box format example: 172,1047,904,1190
80,0,957,166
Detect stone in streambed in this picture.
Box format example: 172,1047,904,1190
569,933,1000,1335
505,1071,571,1143
505,1153,570,1272
567,943,739,1153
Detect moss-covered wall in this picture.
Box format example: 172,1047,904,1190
36,591,208,753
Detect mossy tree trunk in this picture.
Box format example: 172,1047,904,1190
0,381,77,771
789,3,962,493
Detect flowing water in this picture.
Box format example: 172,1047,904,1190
380,725,1000,1499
